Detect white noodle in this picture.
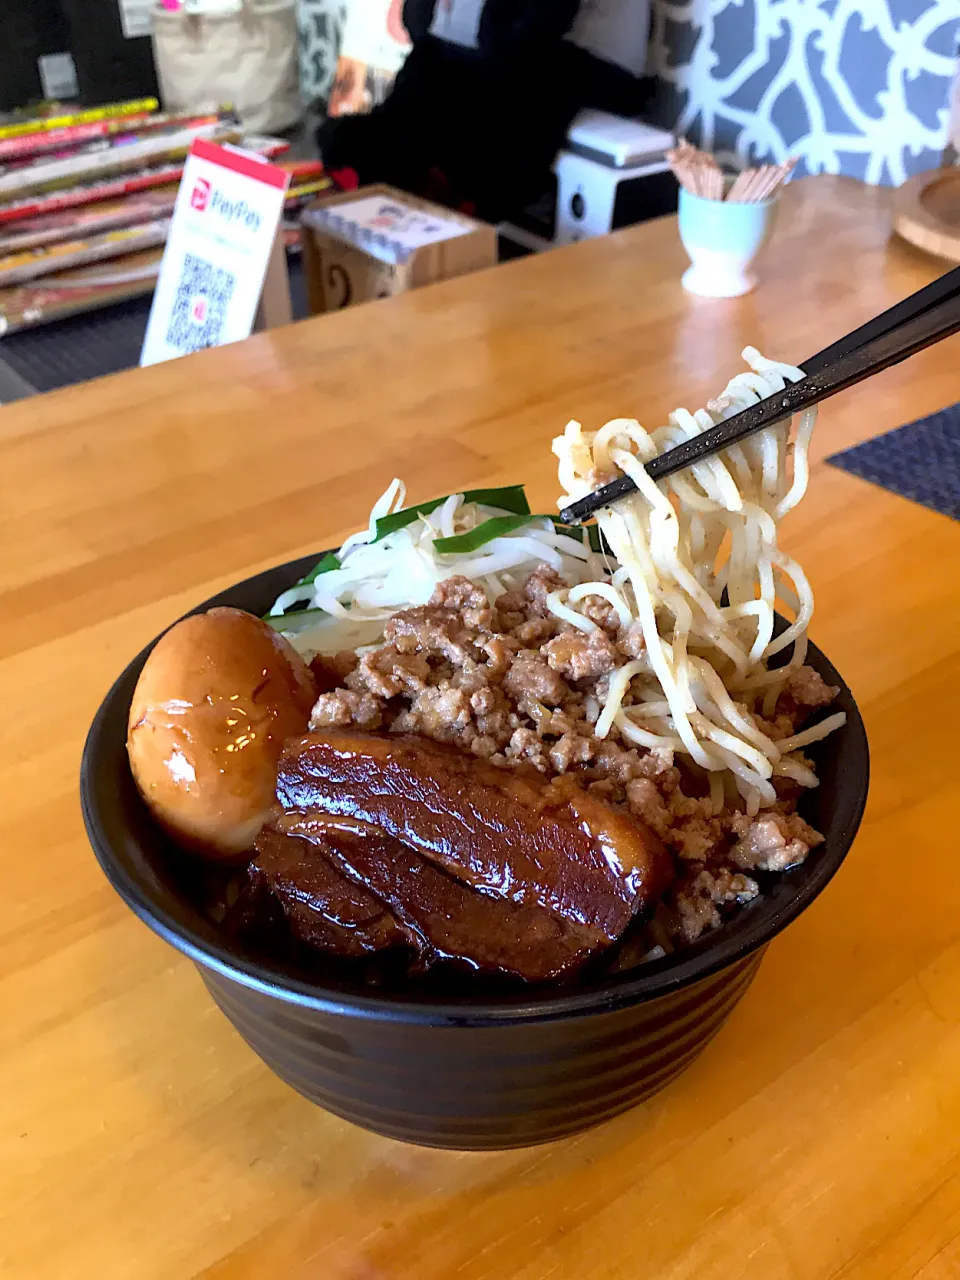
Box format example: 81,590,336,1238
596,661,648,738
709,772,726,815
615,711,684,752
566,582,634,628
546,590,597,634
773,757,820,788
775,712,848,755
553,346,842,811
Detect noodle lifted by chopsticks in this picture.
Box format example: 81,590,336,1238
551,347,845,816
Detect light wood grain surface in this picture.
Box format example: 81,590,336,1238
2,176,959,1280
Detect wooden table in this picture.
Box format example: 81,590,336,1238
3,175,959,1279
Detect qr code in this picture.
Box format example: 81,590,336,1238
165,252,236,355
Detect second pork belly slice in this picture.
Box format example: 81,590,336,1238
276,814,606,981
276,731,673,943
252,819,410,955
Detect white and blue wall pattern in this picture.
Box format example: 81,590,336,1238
649,0,960,183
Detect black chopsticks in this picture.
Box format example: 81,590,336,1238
558,265,960,525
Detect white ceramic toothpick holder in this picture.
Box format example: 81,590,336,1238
678,186,777,299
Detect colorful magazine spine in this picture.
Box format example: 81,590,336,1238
0,248,164,332
0,112,225,167
0,116,226,179
0,138,290,226
278,159,325,178
0,188,179,254
0,114,152,162
0,177,322,273
0,99,160,142
0,221,171,287
0,167,186,226
284,178,332,208
0,123,242,200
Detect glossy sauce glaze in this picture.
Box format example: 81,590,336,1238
251,821,408,955
127,608,316,856
276,730,673,941
255,814,608,981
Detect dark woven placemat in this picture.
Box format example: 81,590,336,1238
826,402,960,521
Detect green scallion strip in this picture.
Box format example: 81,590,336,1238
433,514,535,555
297,551,340,585
263,607,328,633
372,484,530,541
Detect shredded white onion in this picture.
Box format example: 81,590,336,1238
269,489,607,656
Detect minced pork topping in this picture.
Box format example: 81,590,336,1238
309,570,836,946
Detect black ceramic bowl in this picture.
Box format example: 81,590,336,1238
81,552,869,1150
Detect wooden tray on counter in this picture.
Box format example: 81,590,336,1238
894,167,960,262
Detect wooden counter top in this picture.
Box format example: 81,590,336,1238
3,175,959,1279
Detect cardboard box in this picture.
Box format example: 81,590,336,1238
301,184,497,314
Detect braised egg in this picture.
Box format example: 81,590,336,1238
127,607,316,858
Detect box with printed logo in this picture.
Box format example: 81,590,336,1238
301,184,496,315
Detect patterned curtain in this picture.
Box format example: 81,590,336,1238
297,0,349,108
648,0,960,184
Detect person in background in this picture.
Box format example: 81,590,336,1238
319,0,653,223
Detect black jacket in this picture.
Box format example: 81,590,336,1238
402,0,580,56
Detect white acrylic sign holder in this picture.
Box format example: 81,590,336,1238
141,138,291,368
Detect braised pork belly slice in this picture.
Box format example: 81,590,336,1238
277,730,674,943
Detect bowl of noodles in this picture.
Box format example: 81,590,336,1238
81,349,869,1150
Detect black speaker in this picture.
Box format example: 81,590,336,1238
0,0,74,111
59,0,159,104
